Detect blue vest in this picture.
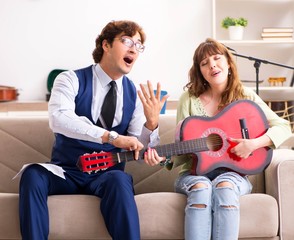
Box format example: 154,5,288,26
51,65,137,171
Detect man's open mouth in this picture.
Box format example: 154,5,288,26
124,57,133,64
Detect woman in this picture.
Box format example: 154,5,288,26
145,38,291,240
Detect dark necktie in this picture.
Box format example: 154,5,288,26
97,81,117,129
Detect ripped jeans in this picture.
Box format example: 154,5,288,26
175,172,252,240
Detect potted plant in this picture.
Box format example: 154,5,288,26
221,17,248,40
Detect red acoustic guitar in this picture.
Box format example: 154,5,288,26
77,100,273,175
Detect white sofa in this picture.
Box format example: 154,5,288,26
0,114,294,239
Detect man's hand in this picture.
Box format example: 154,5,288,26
102,131,144,160
137,80,169,131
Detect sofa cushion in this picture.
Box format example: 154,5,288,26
239,194,278,238
0,193,20,239
0,192,278,240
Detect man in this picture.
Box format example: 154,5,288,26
19,20,168,240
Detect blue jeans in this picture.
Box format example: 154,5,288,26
175,172,252,240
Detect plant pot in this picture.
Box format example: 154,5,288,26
228,26,244,40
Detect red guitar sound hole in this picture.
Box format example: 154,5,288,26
202,128,228,158
206,133,223,152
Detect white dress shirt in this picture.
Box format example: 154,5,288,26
48,64,159,147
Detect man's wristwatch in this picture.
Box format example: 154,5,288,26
108,131,119,144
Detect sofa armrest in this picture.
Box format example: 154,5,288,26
278,134,294,149
265,149,294,240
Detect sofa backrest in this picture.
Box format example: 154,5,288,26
0,117,53,193
0,115,264,194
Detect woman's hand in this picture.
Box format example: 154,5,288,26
228,138,255,159
228,134,273,158
143,147,166,166
228,134,272,159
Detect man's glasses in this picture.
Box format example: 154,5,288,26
117,36,145,53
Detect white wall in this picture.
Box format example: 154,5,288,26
0,0,211,101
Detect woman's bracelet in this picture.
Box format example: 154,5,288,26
160,156,172,166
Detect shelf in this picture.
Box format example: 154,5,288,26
212,0,294,41
0,100,178,114
218,40,294,45
0,101,48,112
211,0,294,88
221,0,293,2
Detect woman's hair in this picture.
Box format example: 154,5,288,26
92,20,146,63
185,38,245,109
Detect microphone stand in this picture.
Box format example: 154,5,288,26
229,50,294,95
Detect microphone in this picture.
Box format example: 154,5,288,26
222,44,236,52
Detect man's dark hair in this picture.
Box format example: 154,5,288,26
92,20,146,63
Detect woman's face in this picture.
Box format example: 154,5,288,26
199,53,230,88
